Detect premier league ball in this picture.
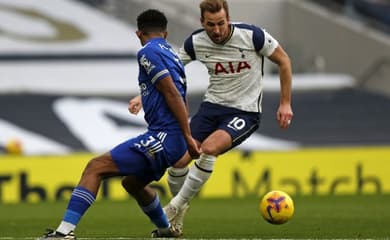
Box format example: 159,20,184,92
259,190,294,225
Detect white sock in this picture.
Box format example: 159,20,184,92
170,154,216,209
56,221,75,234
167,167,189,196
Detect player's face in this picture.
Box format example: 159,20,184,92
201,9,230,44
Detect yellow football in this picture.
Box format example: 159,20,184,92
259,190,294,224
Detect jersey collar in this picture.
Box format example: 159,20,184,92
219,24,234,45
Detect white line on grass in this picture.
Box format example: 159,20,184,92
0,238,379,240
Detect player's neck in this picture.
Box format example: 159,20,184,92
142,32,167,45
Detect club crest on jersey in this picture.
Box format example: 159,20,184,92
214,61,251,75
238,49,246,58
140,54,155,75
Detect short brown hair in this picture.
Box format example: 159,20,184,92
199,0,229,19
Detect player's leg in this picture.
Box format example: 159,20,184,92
164,131,228,235
172,110,260,207
167,101,219,200
176,110,261,204
167,151,195,197
167,166,189,196
166,144,200,200
164,103,223,234
170,129,230,209
39,152,120,239
121,176,179,237
164,152,195,234
120,132,186,237
166,105,260,235
113,136,170,232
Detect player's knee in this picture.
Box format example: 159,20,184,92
173,152,192,168
200,144,219,156
82,154,114,178
122,177,140,197
121,177,134,192
82,158,100,177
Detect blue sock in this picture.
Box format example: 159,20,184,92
141,194,170,228
62,186,96,226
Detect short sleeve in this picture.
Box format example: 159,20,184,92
178,36,195,65
259,30,279,57
138,47,170,84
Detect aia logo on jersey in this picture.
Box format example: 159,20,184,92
214,61,251,75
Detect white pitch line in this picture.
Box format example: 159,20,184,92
0,238,379,240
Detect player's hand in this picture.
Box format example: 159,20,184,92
186,137,201,159
128,95,142,115
277,103,293,129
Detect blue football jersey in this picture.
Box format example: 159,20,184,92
137,38,187,133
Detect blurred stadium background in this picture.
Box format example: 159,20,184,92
0,0,389,238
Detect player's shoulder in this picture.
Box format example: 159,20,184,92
183,28,205,52
190,28,206,37
185,28,206,42
137,41,160,59
232,22,269,51
232,22,265,33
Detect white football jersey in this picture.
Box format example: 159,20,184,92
179,23,278,113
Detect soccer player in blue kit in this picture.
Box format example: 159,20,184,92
38,9,200,239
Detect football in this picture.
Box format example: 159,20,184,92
259,190,294,224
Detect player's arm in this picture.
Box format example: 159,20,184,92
178,35,196,65
155,76,201,159
268,45,293,129
178,48,192,66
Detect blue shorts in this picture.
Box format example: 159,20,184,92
190,102,261,150
110,130,187,183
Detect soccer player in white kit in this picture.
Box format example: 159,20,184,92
128,0,293,236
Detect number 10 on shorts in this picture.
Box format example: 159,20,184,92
227,117,246,131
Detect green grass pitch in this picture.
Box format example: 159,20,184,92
1,195,389,239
